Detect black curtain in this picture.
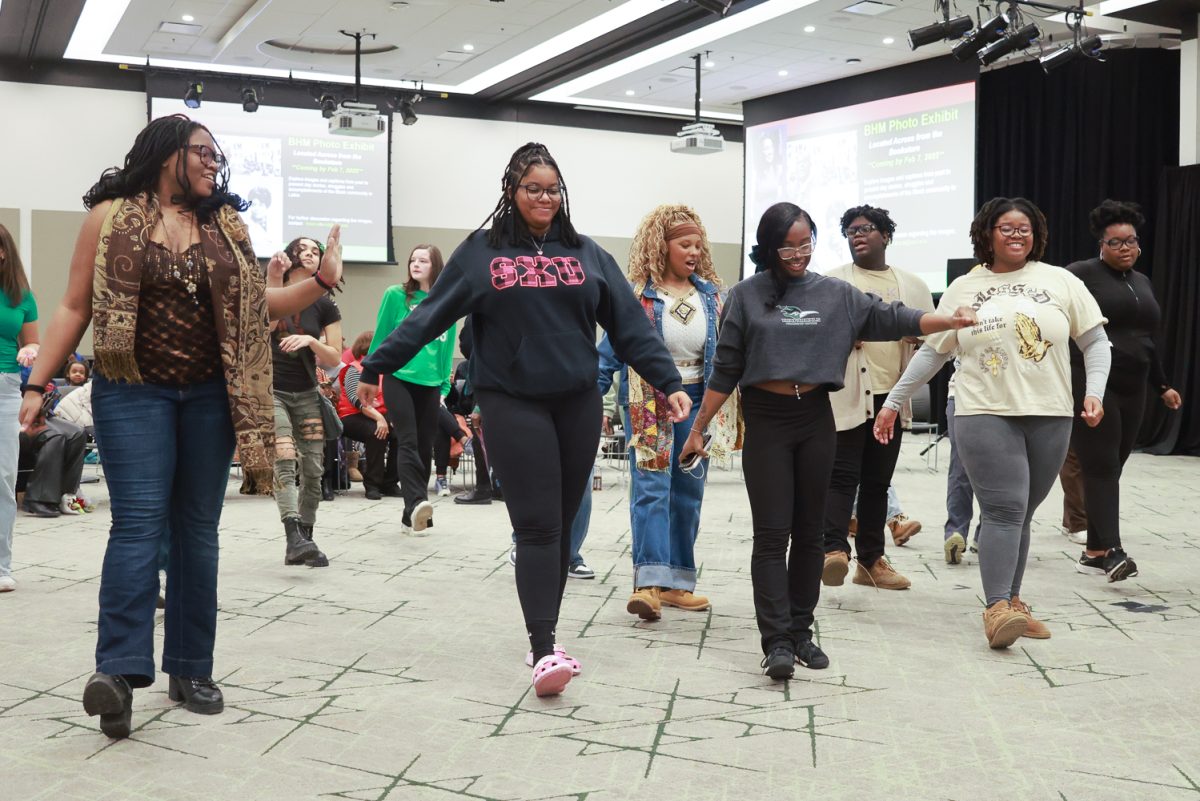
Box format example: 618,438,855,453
976,49,1179,274
1140,165,1200,455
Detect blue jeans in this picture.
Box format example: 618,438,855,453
0,372,20,577
91,374,235,687
511,462,592,566
944,397,980,543
625,382,706,591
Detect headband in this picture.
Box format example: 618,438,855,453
665,223,703,241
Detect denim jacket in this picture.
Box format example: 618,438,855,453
598,274,721,408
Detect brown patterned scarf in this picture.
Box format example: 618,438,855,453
91,192,276,493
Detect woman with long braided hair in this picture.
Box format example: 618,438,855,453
359,142,690,697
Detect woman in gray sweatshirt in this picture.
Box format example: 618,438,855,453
680,202,974,680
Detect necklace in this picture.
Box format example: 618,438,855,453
661,283,699,325
530,233,548,256
158,212,203,307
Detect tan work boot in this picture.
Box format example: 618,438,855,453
852,556,911,589
822,551,850,586
660,589,711,611
888,514,922,546
983,600,1028,649
1010,595,1051,639
626,587,662,621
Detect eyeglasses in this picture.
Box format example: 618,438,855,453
1102,235,1140,250
993,224,1033,238
188,144,227,169
777,241,814,261
518,183,562,201
844,223,878,237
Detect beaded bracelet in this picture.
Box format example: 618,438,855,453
313,272,335,291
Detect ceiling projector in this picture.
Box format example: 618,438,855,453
329,101,386,137
671,122,724,155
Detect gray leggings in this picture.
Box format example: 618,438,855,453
954,415,1071,606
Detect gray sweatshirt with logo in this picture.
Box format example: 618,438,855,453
707,270,926,394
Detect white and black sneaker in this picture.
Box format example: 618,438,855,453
567,561,595,580
794,638,829,670
1075,551,1106,576
761,645,795,680
1103,548,1138,582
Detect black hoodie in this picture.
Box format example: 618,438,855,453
361,226,682,400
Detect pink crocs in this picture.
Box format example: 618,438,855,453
525,644,581,676
531,654,574,697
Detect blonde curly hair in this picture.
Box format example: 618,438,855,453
627,204,721,288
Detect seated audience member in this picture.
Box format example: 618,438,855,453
20,405,88,517
53,374,93,436
338,331,400,500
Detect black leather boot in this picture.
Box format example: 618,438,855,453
82,672,133,739
284,518,317,565
321,475,336,501
168,675,224,714
300,523,329,567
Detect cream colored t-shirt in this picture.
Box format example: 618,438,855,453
846,265,905,392
927,261,1105,417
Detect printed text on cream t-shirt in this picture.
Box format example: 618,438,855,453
925,261,1105,417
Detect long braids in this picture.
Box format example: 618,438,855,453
480,142,580,249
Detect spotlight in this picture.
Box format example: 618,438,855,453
240,87,259,113
319,94,338,119
1039,34,1103,73
397,98,418,126
691,0,733,16
978,22,1040,65
183,81,203,109
907,15,972,50
952,13,1009,62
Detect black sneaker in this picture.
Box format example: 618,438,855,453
454,488,492,505
1075,551,1106,576
794,638,829,670
1103,548,1138,582
567,562,595,580
761,645,795,680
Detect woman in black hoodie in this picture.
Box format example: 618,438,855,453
360,142,689,697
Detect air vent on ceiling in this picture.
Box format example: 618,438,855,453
842,1,896,15
159,21,203,35
436,50,474,62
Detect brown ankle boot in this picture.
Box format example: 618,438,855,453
626,587,661,621
852,556,911,590
660,589,710,611
983,600,1028,649
1010,595,1051,639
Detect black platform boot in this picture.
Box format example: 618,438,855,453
284,517,317,565
300,523,329,567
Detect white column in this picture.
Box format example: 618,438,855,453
1182,27,1199,166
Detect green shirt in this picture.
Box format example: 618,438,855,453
368,286,456,395
0,291,37,373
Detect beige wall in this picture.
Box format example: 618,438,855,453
27,217,744,356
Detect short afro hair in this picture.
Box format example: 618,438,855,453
1088,199,1145,239
969,197,1048,266
839,205,896,241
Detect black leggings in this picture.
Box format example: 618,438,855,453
433,406,467,476
741,387,836,654
342,412,399,492
823,394,904,567
475,387,601,660
1070,375,1147,552
381,375,439,522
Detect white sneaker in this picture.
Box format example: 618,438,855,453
434,477,450,497
411,500,434,532
60,494,84,515
0,575,15,592
1065,529,1088,545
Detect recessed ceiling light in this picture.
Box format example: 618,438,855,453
181,14,194,22
625,89,636,95
463,43,475,51
778,69,789,76
882,36,895,44
704,59,715,68
804,24,816,32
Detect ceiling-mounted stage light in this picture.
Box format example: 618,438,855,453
691,0,734,16
978,22,1040,65
397,98,418,126
1039,33,1103,72
952,13,1010,61
183,81,203,109
319,94,338,119
240,87,259,112
907,14,972,50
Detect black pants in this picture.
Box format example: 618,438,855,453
341,412,399,492
476,387,600,659
433,406,466,476
471,419,494,491
824,394,904,568
20,418,87,503
1071,372,1147,552
381,375,439,523
741,387,836,654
